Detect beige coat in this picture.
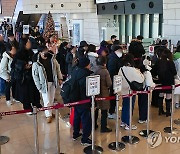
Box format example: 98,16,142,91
95,66,112,110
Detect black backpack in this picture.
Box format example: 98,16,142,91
60,67,82,104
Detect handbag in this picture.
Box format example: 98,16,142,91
121,68,144,91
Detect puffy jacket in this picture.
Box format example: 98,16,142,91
32,53,63,93
118,66,144,95
87,52,98,73
107,52,123,81
0,52,13,81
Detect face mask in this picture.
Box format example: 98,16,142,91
115,51,122,58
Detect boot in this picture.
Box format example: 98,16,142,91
158,97,166,115
165,99,172,117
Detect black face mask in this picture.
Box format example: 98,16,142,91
43,52,51,58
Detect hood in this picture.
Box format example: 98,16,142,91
88,52,98,58
174,52,180,60
2,52,12,60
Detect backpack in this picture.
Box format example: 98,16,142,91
60,67,82,104
121,68,144,91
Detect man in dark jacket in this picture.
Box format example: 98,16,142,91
77,41,88,59
73,57,92,146
107,45,123,119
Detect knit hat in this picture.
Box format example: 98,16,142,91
78,57,90,68
80,41,88,47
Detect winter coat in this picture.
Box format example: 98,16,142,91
11,48,39,104
56,47,68,75
151,60,177,86
77,47,85,59
66,52,77,75
95,66,112,110
29,36,39,49
32,53,63,94
87,52,98,73
0,52,13,81
118,66,144,95
74,67,93,109
107,52,123,82
174,52,180,77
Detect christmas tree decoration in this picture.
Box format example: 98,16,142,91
43,11,55,39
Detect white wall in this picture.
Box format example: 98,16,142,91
163,0,180,45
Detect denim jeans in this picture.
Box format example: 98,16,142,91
121,96,136,126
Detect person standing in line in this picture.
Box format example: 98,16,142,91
0,43,17,105
107,45,123,119
11,38,42,114
77,41,89,59
152,49,177,117
95,56,112,133
86,44,99,73
173,46,180,108
72,57,93,146
32,45,63,123
65,46,78,76
0,34,6,60
7,32,19,50
107,35,117,54
119,53,144,130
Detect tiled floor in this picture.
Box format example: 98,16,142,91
0,92,180,154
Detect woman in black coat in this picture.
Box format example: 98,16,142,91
152,48,177,117
11,38,42,113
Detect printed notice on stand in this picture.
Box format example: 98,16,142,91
86,75,100,96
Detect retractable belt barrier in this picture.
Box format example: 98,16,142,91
0,84,180,154
0,84,179,117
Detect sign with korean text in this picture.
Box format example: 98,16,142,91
113,75,122,94
86,75,100,96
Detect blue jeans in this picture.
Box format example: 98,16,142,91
121,96,136,126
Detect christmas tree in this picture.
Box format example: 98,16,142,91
43,11,55,39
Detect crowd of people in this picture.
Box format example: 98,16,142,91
0,25,180,146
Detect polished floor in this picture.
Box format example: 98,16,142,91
0,91,180,154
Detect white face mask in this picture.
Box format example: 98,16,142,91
115,51,122,58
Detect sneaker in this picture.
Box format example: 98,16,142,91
73,133,82,141
124,124,137,130
46,116,53,123
138,120,147,124
6,101,12,106
81,138,92,146
12,98,20,103
26,112,33,115
108,113,116,119
120,122,126,127
175,103,180,109
101,127,112,133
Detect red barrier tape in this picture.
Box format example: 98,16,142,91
0,84,179,116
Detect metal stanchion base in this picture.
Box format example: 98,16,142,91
139,130,155,138
108,142,126,151
163,127,178,134
121,136,140,144
174,119,180,125
0,136,10,145
84,145,103,154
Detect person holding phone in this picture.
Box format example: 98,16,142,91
11,38,42,114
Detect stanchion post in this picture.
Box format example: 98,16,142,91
33,106,39,154
56,107,60,153
91,95,95,151
122,90,140,144
164,85,177,134
108,93,125,151
139,87,155,138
